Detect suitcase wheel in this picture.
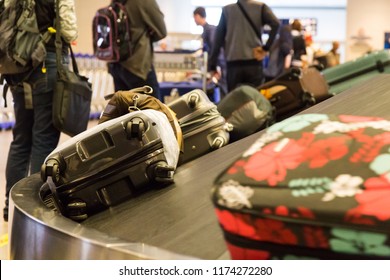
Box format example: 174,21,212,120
41,159,61,184
188,93,199,108
66,200,88,222
211,136,225,149
148,161,174,183
126,117,146,140
303,92,316,106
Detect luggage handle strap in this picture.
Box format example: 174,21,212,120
104,85,153,100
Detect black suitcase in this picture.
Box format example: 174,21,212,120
167,89,231,165
259,66,332,121
41,109,180,221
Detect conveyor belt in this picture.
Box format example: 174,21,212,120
9,75,390,259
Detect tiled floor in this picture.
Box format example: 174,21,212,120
0,120,98,260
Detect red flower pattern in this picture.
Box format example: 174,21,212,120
349,130,390,163
303,226,329,249
302,136,349,168
338,115,384,123
243,139,305,186
347,174,390,222
264,206,316,219
227,242,270,260
215,209,298,245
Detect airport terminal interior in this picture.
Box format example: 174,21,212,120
1,0,390,260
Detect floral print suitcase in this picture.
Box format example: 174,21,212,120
212,113,390,259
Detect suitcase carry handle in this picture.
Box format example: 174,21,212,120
188,93,200,108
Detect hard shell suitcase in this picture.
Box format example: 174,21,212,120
168,89,231,165
323,50,390,95
212,113,390,260
41,109,180,221
217,85,274,142
99,86,183,152
259,66,332,121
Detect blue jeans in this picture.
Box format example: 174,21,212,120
4,52,62,210
108,63,161,101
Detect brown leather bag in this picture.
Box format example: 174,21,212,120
99,86,183,152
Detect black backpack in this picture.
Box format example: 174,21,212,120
0,0,51,75
92,0,131,62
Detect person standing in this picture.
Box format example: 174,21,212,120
326,40,341,68
3,0,78,222
108,0,167,101
208,0,280,92
290,19,307,68
193,6,228,99
263,24,293,81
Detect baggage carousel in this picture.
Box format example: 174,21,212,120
9,75,390,259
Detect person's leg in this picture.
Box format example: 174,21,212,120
109,63,161,100
30,52,61,173
242,63,264,88
108,63,130,91
144,65,161,101
4,86,34,221
226,65,243,92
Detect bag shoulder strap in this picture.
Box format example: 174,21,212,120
237,1,263,45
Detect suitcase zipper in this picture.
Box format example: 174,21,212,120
223,231,388,260
215,203,390,235
182,115,226,138
178,104,218,124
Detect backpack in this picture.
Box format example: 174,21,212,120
0,0,51,75
92,0,131,62
217,85,275,142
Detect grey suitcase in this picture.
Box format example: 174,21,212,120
168,89,231,165
40,109,180,221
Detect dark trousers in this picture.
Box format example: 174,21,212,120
4,52,61,217
226,60,264,92
108,63,161,101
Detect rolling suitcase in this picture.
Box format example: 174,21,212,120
259,66,332,121
323,50,390,95
41,109,180,221
212,113,390,260
217,85,274,142
167,89,231,165
99,86,183,152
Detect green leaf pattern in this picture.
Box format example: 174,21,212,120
289,177,331,197
268,114,329,133
370,154,390,175
330,228,390,256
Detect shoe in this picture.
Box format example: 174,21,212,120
3,206,8,222
3,198,8,222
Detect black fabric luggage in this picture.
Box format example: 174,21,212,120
259,66,332,121
217,85,274,142
212,113,390,260
322,50,390,95
168,89,231,165
41,109,180,221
